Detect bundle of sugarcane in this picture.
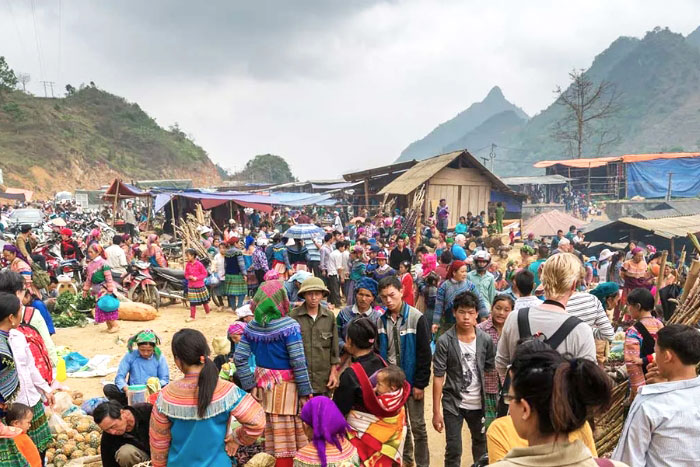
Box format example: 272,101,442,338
669,267,700,325
175,213,210,259
396,185,425,239
594,380,628,455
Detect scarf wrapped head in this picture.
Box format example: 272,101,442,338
263,269,280,281
228,321,247,336
147,234,159,256
300,396,350,467
128,329,162,359
421,253,437,277
589,282,620,308
355,277,378,298
2,245,29,264
447,260,466,280
251,280,289,326
88,243,107,260
631,247,643,255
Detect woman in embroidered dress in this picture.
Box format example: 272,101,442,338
234,280,313,467
224,237,248,310
2,246,39,299
83,243,119,333
476,294,513,428
433,260,487,337
85,228,101,249
398,261,414,307
149,328,265,467
0,292,35,467
184,249,211,323
333,318,410,467
294,396,359,467
620,247,652,319
143,234,168,268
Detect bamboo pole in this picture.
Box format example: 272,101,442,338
146,196,152,232
654,250,668,302
111,180,120,227
680,259,700,303
170,196,177,240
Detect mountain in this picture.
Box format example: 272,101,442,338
397,86,528,162
398,26,700,177
443,110,527,155
0,86,220,196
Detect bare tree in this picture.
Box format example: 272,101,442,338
552,69,622,158
16,73,30,92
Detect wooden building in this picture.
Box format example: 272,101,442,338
377,150,524,227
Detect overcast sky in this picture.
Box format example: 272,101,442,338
1,1,699,180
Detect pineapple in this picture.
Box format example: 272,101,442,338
70,449,84,459
54,453,68,467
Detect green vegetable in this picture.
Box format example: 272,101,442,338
51,292,90,328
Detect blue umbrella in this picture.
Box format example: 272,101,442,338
285,223,324,240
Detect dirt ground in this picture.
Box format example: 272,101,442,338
52,303,474,466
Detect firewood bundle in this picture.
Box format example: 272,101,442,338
175,213,211,259
668,264,700,326
594,381,628,456
397,185,425,239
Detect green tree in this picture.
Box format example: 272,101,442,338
0,56,18,101
235,154,296,184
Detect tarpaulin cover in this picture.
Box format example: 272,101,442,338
626,158,700,198
234,200,273,214
490,190,522,213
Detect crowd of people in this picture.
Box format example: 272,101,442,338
0,196,699,467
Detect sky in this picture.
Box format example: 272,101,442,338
1,0,699,180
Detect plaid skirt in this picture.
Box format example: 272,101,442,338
0,438,27,466
484,393,499,429
28,401,52,452
224,274,247,296
187,285,211,305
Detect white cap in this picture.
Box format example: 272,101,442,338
235,304,253,319
558,238,571,246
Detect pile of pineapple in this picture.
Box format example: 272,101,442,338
45,414,102,467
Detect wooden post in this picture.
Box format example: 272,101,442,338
678,247,686,270
654,250,668,302
146,196,152,232
111,180,120,227
363,178,369,209
670,237,675,265
680,259,700,303
170,195,177,239
587,163,592,202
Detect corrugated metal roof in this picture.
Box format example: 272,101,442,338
501,174,571,186
533,156,621,169
617,214,700,239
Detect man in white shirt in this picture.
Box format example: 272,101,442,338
612,324,700,466
105,235,129,277
327,241,346,308
512,269,541,312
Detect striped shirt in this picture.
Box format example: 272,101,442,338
565,292,615,342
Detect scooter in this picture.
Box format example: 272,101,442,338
122,261,160,309
151,265,187,307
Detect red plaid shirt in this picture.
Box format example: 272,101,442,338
477,317,501,394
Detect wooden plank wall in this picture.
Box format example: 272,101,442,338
427,167,490,227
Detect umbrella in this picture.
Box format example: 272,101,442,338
349,216,366,224
48,217,67,227
285,223,324,240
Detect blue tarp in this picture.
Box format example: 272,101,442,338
490,190,522,213
627,158,700,198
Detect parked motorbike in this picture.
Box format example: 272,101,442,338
122,261,159,309
151,265,187,307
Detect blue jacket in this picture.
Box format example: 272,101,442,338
378,302,432,389
114,350,170,391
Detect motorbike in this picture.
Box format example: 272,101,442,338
151,265,187,307
122,261,160,309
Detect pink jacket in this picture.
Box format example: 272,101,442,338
185,260,208,288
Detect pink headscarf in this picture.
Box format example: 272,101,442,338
228,322,247,336
263,270,280,281
421,253,437,277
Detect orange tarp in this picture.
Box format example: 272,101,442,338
621,152,700,163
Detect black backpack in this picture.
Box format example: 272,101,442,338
496,307,583,417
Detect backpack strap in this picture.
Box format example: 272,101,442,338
22,306,35,326
545,316,583,350
517,307,531,339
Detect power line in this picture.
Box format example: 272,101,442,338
29,0,45,81
4,0,27,56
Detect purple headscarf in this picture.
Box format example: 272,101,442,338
2,244,29,264
300,396,350,467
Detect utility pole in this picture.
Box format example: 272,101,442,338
666,172,673,201
39,81,55,97
481,157,489,167
489,143,496,172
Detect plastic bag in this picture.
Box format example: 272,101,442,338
64,352,89,373
81,397,108,415
47,412,70,434
53,391,75,416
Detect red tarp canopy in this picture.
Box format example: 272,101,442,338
523,210,587,237
234,200,273,214
103,179,151,199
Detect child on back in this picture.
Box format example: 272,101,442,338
624,287,664,401
422,272,439,328
372,365,407,416
6,403,40,467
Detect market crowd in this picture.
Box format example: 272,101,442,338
0,198,699,467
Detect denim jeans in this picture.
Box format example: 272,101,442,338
403,394,430,466
443,407,486,467
227,294,245,309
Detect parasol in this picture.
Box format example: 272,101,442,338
284,223,324,240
